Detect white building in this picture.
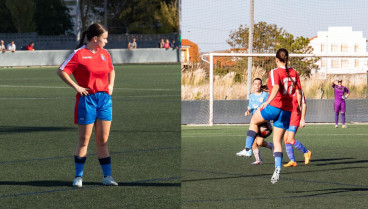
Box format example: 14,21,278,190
309,27,368,75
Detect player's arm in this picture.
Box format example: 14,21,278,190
57,70,89,96
260,84,279,109
300,100,307,127
108,69,115,95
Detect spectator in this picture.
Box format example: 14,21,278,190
159,39,165,48
170,39,178,49
128,38,137,49
25,42,35,51
0,40,6,53
7,40,16,52
164,39,170,50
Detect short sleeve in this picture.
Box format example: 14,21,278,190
295,72,301,90
59,51,79,75
106,52,114,72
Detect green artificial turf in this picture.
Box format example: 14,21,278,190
182,124,368,209
0,64,181,208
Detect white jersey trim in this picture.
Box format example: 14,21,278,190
59,46,85,70
270,69,276,86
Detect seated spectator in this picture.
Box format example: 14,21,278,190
170,39,178,49
0,40,6,53
159,39,165,48
25,42,35,51
164,39,170,50
7,40,16,52
128,38,137,49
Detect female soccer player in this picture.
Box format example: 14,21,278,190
57,23,118,187
236,78,273,165
283,90,312,167
332,78,349,128
241,48,302,184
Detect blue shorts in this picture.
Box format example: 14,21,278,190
286,125,298,133
260,105,291,130
75,92,112,124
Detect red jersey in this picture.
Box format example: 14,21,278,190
25,45,34,50
291,89,306,112
267,67,301,111
59,46,114,94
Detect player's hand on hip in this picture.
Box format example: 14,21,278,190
76,86,90,96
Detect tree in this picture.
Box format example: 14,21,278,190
0,0,17,33
118,0,176,34
154,0,178,33
5,0,36,33
34,0,73,35
227,21,318,77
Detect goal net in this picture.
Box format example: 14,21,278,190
181,53,368,125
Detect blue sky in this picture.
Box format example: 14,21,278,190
181,0,368,52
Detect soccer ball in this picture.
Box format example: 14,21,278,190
258,121,272,138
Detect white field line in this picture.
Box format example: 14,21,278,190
0,85,179,91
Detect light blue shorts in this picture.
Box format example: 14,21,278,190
260,104,291,130
76,92,112,124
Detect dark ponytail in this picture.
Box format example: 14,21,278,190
77,31,88,48
276,48,295,86
76,23,108,49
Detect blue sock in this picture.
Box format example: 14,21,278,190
74,156,86,177
99,157,112,177
274,152,283,168
293,140,308,153
245,130,257,150
285,143,295,162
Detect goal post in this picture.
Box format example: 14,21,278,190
204,52,368,126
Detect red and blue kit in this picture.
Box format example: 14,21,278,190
59,46,114,124
261,67,301,129
287,90,306,132
267,67,301,112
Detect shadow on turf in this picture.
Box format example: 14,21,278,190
286,187,368,197
0,181,180,187
0,126,75,133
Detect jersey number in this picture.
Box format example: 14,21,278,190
282,77,295,95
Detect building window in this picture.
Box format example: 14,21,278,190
331,44,340,53
341,44,349,53
321,44,325,52
341,59,349,68
321,59,326,67
355,59,359,68
331,59,340,68
354,44,359,52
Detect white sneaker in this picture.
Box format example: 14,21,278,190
251,161,262,165
73,177,83,187
342,125,347,128
236,149,252,157
102,176,118,186
335,125,338,128
271,167,281,184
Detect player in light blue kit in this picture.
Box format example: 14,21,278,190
236,78,274,165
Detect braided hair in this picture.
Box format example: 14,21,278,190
77,23,108,49
276,48,295,86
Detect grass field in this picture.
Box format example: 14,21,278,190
182,124,368,209
0,64,180,208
